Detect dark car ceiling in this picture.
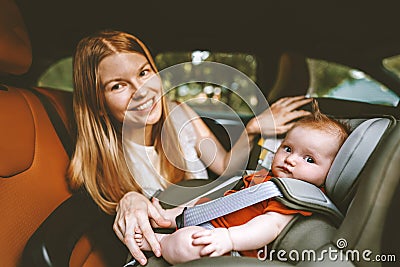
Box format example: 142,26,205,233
12,0,400,98
17,0,400,63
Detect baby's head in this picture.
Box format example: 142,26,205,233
271,100,350,187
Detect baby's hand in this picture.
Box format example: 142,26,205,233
133,227,150,251
191,228,234,257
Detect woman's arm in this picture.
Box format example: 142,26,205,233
187,96,312,176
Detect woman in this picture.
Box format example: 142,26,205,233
69,29,312,265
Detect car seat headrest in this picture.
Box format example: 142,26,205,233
0,86,35,177
325,117,393,213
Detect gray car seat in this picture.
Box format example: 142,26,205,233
266,117,395,264
146,116,395,267
293,118,400,267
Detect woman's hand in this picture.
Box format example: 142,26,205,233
151,198,185,228
113,191,172,265
247,95,312,136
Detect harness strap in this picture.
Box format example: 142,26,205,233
177,180,282,228
176,178,344,228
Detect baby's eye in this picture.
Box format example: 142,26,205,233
283,146,291,153
305,156,315,163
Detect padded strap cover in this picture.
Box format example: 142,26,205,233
271,177,344,227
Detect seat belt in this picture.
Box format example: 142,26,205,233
176,180,282,228
176,177,344,228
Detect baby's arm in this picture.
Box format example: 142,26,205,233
192,212,294,256
136,226,207,265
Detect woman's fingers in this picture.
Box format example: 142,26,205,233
148,200,172,228
121,208,160,262
274,95,311,107
271,97,312,125
113,222,124,243
285,96,313,111
274,95,304,105
116,213,147,265
137,209,162,257
271,96,312,113
113,211,127,242
124,233,148,265
151,198,164,213
285,109,311,122
113,192,164,264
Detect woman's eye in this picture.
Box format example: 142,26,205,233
111,84,122,91
305,156,315,163
140,69,149,77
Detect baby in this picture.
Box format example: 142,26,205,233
134,100,349,265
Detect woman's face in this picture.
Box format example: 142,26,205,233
99,52,163,127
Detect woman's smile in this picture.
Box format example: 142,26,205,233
130,98,155,111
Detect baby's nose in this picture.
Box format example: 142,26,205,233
285,154,297,166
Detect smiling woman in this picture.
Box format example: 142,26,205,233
2,1,400,267
66,29,312,265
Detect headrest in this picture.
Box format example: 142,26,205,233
326,117,394,213
0,86,35,177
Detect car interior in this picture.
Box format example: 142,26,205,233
1,1,400,267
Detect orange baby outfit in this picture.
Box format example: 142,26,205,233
210,169,313,257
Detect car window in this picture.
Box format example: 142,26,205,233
307,58,399,107
155,51,258,116
37,57,73,91
383,54,400,78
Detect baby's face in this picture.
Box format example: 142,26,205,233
271,125,341,186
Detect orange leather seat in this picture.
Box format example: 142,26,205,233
0,85,72,266
0,85,128,267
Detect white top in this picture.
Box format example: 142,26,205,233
123,102,208,198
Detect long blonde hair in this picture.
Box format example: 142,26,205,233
68,30,186,214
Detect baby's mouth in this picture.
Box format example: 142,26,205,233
279,166,291,175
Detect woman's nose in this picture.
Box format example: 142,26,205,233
132,87,147,100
